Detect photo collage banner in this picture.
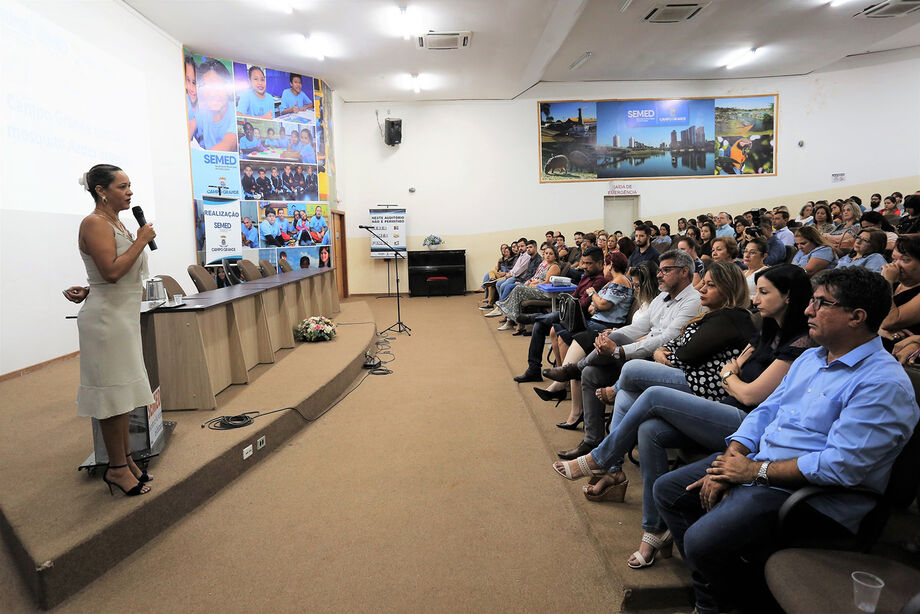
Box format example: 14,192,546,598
184,48,336,273
539,95,776,182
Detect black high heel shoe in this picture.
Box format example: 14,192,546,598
127,452,152,483
103,464,150,497
556,414,584,430
533,387,567,407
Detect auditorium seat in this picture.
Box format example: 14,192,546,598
279,259,293,273
784,245,796,264
187,265,217,292
237,259,263,281
259,259,278,276
157,274,186,297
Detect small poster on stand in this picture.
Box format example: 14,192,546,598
369,207,407,259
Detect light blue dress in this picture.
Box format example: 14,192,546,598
792,245,837,270
837,252,887,273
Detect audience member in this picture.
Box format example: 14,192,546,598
568,232,585,264
824,199,862,252
794,202,814,226
676,236,704,285
544,250,702,460
812,203,836,234
792,226,837,276
741,237,769,299
628,225,660,268
837,228,888,273
897,195,920,234
772,210,795,247
552,262,756,569
881,233,920,339
715,212,735,238
653,267,917,614
512,247,607,383
495,245,561,333
758,218,787,265
859,211,898,250
487,239,532,309
882,195,901,216
698,221,716,258
536,252,637,418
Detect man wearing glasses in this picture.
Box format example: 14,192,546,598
548,250,702,460
653,267,919,614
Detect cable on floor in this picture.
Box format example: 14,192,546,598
201,325,395,430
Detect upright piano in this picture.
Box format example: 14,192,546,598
407,249,467,296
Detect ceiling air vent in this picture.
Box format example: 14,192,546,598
416,31,473,50
856,0,920,17
643,2,709,23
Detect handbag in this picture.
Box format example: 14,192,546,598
558,292,586,334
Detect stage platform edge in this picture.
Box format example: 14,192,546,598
0,301,376,610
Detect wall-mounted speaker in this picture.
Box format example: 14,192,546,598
384,118,402,146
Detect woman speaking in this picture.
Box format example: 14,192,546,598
65,164,157,497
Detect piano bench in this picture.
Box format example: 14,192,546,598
425,276,449,297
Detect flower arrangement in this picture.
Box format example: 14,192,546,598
422,234,444,247
294,316,336,342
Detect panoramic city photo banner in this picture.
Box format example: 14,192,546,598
539,95,777,183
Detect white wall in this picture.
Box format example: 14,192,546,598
335,52,920,294
0,1,194,375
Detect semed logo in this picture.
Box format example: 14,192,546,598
203,154,238,165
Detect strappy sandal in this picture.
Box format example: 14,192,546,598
627,530,673,569
102,464,151,497
127,451,152,483
583,473,629,502
595,386,617,405
552,455,606,481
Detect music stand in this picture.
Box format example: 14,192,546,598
361,227,410,335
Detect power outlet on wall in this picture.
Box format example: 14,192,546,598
257,435,266,450
243,444,253,460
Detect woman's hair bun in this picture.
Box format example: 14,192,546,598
78,173,89,191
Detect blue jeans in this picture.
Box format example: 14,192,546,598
590,384,748,532
497,277,520,301
526,311,561,371
653,456,849,614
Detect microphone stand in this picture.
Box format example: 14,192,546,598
361,227,411,335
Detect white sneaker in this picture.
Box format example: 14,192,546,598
484,308,503,317
497,321,512,331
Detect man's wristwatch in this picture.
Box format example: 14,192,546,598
720,371,735,384
618,346,626,361
754,461,771,486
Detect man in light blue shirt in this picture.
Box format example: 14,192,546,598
654,267,919,614
714,211,735,238
773,210,795,247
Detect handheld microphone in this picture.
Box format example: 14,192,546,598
358,224,374,229
131,206,157,250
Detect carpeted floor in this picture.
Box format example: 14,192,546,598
0,295,628,613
